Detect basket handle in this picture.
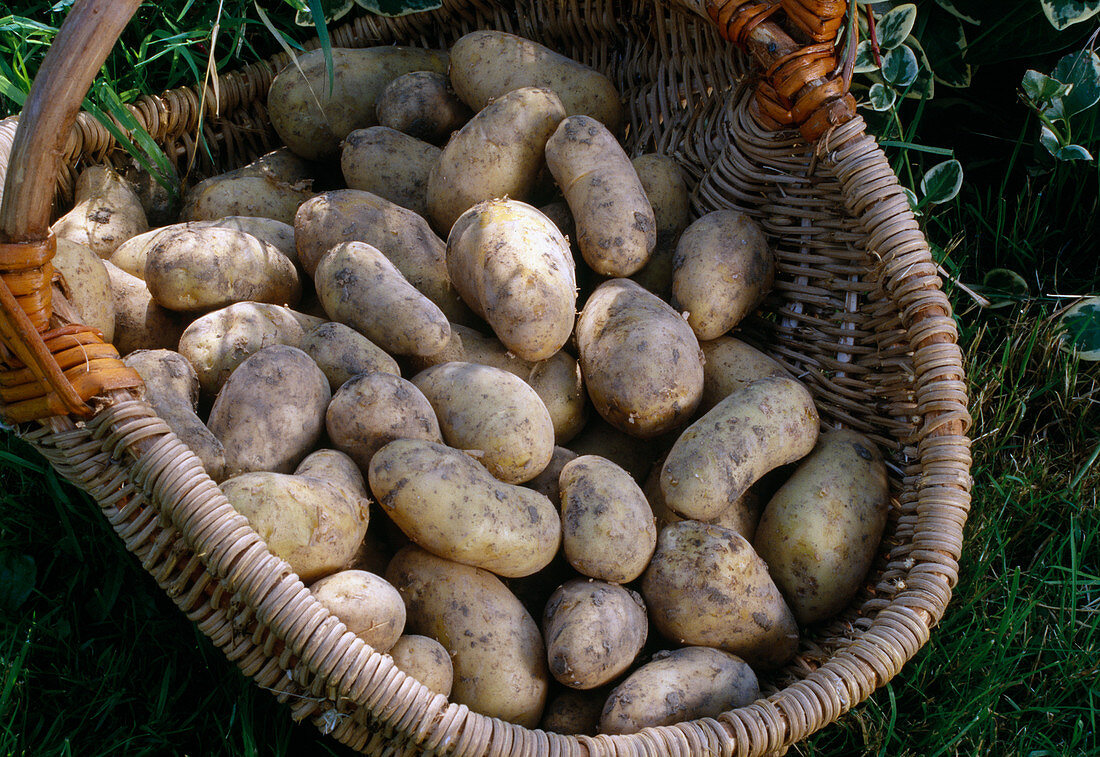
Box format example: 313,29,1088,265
0,0,145,423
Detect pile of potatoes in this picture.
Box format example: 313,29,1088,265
50,29,892,734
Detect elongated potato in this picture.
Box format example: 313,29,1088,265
376,71,471,145
388,634,453,696
301,322,400,391
449,30,622,133
341,127,440,219
644,459,762,540
268,46,449,160
103,261,189,355
699,336,788,413
411,362,554,484
527,351,587,444
632,154,690,240
314,241,450,357
370,440,560,578
426,87,565,236
53,239,115,343
546,116,655,277
753,429,890,625
641,521,799,669
576,278,703,437
52,166,148,256
385,546,549,726
310,570,405,651
180,173,313,226
661,376,819,521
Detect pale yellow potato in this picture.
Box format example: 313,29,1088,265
301,321,400,392
268,47,449,160
341,126,440,219
527,351,587,444
540,689,604,736
52,166,148,256
546,116,655,277
228,148,316,183
449,30,622,133
123,349,226,480
641,521,799,669
426,87,565,236
447,199,577,362
406,323,533,376
598,646,759,735
385,546,548,727
177,302,325,397
643,458,762,541
103,260,189,355
576,278,703,438
370,439,560,578
661,376,819,521
109,226,173,279
221,450,369,583
753,429,890,625
559,455,656,583
294,448,371,505
523,445,579,502
376,71,471,145
672,210,775,341
326,372,442,471
631,154,690,239
314,241,450,357
207,345,331,477
628,235,677,300
181,174,313,226
543,579,647,690
699,336,789,413
388,634,453,697
411,362,554,484
144,226,301,312
53,238,115,342
566,414,668,484
310,570,405,652
294,190,472,324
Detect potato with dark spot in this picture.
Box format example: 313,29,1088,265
543,579,647,690
341,127,440,219
370,440,560,578
376,71,471,145
385,546,549,726
753,429,890,625
598,646,759,735
661,376,818,521
699,336,789,413
411,362,554,485
310,570,405,651
641,521,799,669
52,166,148,257
301,321,400,392
180,173,313,226
326,372,442,471
559,455,656,583
388,634,453,696
576,278,703,438
644,458,762,540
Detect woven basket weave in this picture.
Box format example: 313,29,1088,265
0,0,972,754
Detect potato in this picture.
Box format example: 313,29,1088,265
207,345,331,477
180,173,313,226
426,87,565,236
301,321,400,392
566,414,667,484
576,278,703,438
310,570,405,652
527,351,587,444
294,190,472,324
177,302,324,397
370,439,560,578
540,689,604,735
447,199,577,362
559,455,656,583
52,166,148,256
385,546,549,726
661,376,819,521
406,322,532,376
598,646,759,735
314,241,449,357
411,362,554,485
341,126,440,219
144,226,300,313
268,47,449,160
753,429,890,625
221,450,369,582
376,71,471,145
109,226,171,279
543,579,647,690
123,157,180,227
103,260,189,355
524,446,579,502
632,154,690,240
699,336,789,413
388,634,453,697
644,459,762,540
227,148,316,184
449,30,622,134
641,521,799,669
53,238,115,342
672,210,775,341
123,349,226,480
546,116,655,277
628,235,676,300
326,372,442,471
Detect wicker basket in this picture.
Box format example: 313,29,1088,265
0,0,972,753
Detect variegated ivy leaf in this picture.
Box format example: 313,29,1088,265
854,40,880,74
1059,297,1100,360
933,0,980,25
1022,70,1073,103
877,4,917,50
295,0,354,25
867,82,897,111
354,0,443,16
1051,50,1100,115
920,159,963,205
882,45,919,87
922,11,972,89
1040,0,1100,30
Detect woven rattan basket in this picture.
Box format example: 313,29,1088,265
0,0,972,753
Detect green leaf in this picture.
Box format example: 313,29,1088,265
854,40,880,74
0,552,36,613
981,268,1029,309
1056,143,1093,160
84,83,177,198
867,82,897,111
1039,124,1064,156
1051,50,1100,116
920,159,963,204
882,45,919,87
877,4,917,50
354,0,442,15
1039,0,1100,29
932,0,980,24
1059,297,1100,359
294,0,353,24
921,11,972,88
1022,70,1072,103
902,35,935,99
901,186,920,214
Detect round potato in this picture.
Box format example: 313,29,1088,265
388,634,453,697
310,570,405,652
699,336,788,413
180,173,313,226
527,351,587,445
301,321,400,392
341,126,440,219
524,446,579,502
376,71,471,145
